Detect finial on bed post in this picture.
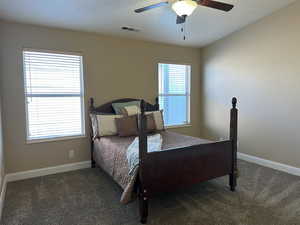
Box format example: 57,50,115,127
140,99,145,115
232,97,237,109
229,97,238,192
155,97,159,111
90,98,95,112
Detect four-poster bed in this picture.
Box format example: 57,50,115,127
89,97,238,224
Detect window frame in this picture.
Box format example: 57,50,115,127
158,62,191,128
22,48,86,144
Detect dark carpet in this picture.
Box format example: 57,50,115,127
2,160,300,225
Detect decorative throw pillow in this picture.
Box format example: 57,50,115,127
137,113,157,133
115,115,139,137
96,114,123,136
145,110,164,130
112,101,141,115
145,113,156,133
120,105,141,116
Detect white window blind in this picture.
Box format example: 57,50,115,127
158,63,191,127
23,50,85,142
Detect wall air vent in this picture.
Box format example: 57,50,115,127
122,27,140,32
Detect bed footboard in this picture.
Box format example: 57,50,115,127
143,141,233,195
138,97,238,224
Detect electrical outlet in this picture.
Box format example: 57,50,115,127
69,149,75,159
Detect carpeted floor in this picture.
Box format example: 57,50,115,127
1,160,300,225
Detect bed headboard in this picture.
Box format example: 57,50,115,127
89,97,159,114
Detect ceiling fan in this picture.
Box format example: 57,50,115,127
134,0,234,24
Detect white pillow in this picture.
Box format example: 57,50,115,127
121,105,141,116
145,110,164,130
96,114,123,136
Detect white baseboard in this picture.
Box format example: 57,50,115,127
0,176,7,220
6,161,91,182
238,152,300,177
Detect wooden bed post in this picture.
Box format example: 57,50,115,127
229,97,238,191
154,97,159,111
90,97,95,111
90,98,96,168
138,100,148,224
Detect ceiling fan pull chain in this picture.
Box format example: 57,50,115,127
179,19,187,40
183,23,186,40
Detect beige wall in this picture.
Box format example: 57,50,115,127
202,1,300,168
0,83,5,191
0,21,202,173
0,27,5,190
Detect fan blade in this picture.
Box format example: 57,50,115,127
176,16,186,24
198,0,234,12
134,2,169,13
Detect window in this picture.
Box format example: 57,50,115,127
158,63,191,127
23,50,85,142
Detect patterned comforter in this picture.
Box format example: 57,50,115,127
93,131,212,204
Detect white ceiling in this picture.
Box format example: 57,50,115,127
0,0,297,47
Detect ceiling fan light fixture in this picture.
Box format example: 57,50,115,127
172,0,197,17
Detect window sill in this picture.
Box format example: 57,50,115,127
26,135,86,144
165,124,192,129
